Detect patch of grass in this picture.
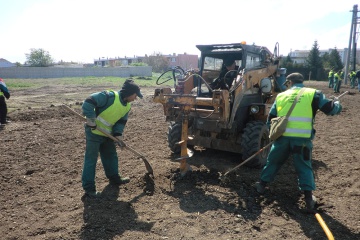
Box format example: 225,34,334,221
6,82,38,89
5,74,164,90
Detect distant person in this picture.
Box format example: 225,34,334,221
333,70,342,93
81,79,143,199
210,57,239,90
349,70,356,89
254,73,342,213
0,78,11,127
328,69,334,88
356,70,360,92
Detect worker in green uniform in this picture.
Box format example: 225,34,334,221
254,73,342,213
333,70,342,93
349,70,356,89
328,69,334,88
356,70,360,92
81,79,143,199
0,78,11,127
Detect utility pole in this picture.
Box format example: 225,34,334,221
345,4,359,85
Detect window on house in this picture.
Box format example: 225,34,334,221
171,57,176,62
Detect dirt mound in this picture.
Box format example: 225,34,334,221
0,82,359,239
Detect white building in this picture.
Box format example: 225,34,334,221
288,48,357,65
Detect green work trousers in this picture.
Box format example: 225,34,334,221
350,77,355,88
328,77,334,88
82,126,119,192
333,79,341,93
260,137,315,191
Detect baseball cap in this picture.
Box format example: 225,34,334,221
286,73,304,83
120,79,143,99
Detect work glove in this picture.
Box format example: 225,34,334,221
86,118,97,130
332,100,342,114
333,98,340,106
116,135,126,148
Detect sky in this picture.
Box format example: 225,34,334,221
0,0,358,64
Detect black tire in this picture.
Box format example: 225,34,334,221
168,122,182,153
241,121,270,168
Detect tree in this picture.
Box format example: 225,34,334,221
328,48,344,71
305,41,323,80
143,52,169,73
321,52,330,69
25,48,54,67
280,54,294,68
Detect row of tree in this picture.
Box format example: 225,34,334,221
281,41,345,80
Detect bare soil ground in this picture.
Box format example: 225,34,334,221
1,80,359,240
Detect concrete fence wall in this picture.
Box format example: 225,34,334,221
0,66,152,79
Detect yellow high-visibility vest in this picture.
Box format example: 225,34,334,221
276,87,316,138
91,91,131,136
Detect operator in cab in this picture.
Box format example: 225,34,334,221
210,57,239,90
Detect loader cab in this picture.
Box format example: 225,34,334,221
195,43,269,97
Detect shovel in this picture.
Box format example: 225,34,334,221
61,104,154,176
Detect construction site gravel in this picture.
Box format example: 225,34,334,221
1,80,359,240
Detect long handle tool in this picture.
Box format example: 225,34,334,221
329,90,349,100
61,104,154,176
315,213,334,240
220,141,273,181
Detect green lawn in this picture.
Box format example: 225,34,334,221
5,74,164,90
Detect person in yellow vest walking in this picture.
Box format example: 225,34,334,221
81,79,143,199
328,69,334,88
254,73,342,213
333,70,343,93
349,70,356,89
0,78,11,128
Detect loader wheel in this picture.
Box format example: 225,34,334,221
241,121,270,168
168,123,182,153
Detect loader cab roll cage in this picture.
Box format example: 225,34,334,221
195,43,272,96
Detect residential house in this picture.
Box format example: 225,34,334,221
163,53,198,70
94,56,143,67
94,53,199,70
0,58,16,67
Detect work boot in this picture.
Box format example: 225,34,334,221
1,120,11,124
254,180,267,194
304,191,317,213
109,175,130,186
84,191,102,199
